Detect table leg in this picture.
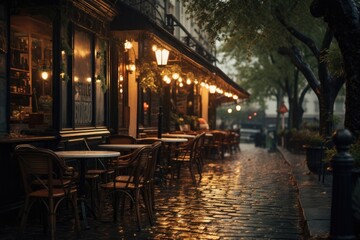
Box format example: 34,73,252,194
78,159,97,229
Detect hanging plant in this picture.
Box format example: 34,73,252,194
138,61,159,93
160,64,183,83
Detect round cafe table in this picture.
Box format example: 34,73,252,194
98,144,151,151
98,144,151,156
55,150,120,159
138,137,188,143
55,150,120,228
162,133,196,139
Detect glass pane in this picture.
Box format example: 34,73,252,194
32,36,52,125
61,49,69,128
9,15,53,134
95,38,105,126
73,28,92,127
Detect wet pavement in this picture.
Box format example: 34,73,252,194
0,143,305,239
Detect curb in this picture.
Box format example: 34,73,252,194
277,147,331,239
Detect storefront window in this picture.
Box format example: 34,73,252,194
73,28,92,127
9,15,52,134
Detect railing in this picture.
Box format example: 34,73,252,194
118,0,217,65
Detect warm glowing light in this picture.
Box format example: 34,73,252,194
124,40,133,50
163,75,171,84
172,72,179,80
126,62,136,73
186,78,192,85
119,75,124,81
86,77,92,83
41,71,49,80
233,95,238,100
179,82,184,87
143,102,149,111
178,77,182,83
74,76,79,82
236,105,241,111
228,108,233,113
194,79,199,84
155,48,169,66
200,82,205,87
152,45,157,51
209,85,216,94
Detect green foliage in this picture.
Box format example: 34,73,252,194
320,42,345,78
184,0,344,137
325,142,360,168
287,128,324,152
138,62,159,93
350,143,360,168
171,112,199,130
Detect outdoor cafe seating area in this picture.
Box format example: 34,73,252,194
11,129,241,239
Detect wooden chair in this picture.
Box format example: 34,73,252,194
170,133,202,184
14,144,80,240
99,145,154,230
194,132,206,172
206,131,225,160
144,141,162,223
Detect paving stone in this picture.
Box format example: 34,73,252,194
0,144,307,239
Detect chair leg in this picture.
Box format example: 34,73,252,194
17,198,31,239
134,190,142,231
189,163,196,184
48,197,56,240
71,193,81,234
142,188,154,225
49,211,56,240
113,192,119,222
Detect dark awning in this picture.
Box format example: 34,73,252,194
110,1,250,100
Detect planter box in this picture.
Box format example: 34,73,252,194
303,145,324,173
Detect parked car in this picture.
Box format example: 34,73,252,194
240,123,263,142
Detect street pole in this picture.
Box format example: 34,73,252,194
281,113,284,147
157,71,163,139
157,106,162,138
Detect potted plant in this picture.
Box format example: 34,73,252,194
300,130,325,173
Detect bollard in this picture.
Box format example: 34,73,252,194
330,129,356,239
268,130,277,153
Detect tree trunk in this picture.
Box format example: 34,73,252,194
311,0,360,139
318,93,335,137
334,28,360,139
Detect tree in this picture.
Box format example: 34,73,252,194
310,0,360,139
183,0,346,137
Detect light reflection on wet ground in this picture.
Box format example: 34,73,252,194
1,144,304,239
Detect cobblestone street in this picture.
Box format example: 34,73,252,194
1,144,304,239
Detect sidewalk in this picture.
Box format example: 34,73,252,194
278,147,332,239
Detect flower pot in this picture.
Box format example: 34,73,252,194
304,145,324,173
